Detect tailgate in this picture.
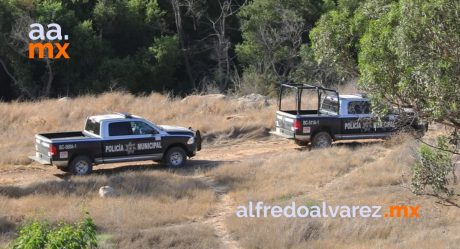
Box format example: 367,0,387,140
273,111,296,138
31,135,52,164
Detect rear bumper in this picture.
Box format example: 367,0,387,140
29,155,68,167
29,155,51,165
270,130,294,139
270,128,310,142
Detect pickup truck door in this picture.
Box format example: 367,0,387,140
102,121,163,161
341,101,374,135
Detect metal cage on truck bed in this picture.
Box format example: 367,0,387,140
277,83,340,115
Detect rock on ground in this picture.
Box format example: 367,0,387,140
99,186,115,197
237,93,269,109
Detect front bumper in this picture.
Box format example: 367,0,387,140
186,130,202,157
195,130,202,151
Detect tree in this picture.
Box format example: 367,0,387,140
0,1,33,98
171,0,195,87
206,0,245,91
237,0,303,77
310,0,398,84
309,0,459,150
236,0,330,94
359,0,460,132
310,9,357,81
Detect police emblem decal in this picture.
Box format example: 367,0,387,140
124,142,136,154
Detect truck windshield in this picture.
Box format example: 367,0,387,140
85,119,100,135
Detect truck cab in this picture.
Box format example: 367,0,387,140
272,83,426,148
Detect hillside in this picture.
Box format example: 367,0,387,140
0,94,459,249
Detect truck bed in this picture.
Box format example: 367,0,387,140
280,110,318,115
37,131,97,142
278,110,334,117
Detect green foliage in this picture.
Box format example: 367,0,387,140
236,66,278,96
290,45,342,86
0,0,178,98
236,0,330,93
359,0,460,128
310,0,460,130
310,0,397,82
12,216,97,249
12,221,48,249
310,9,356,79
237,0,305,69
0,0,458,101
411,137,454,196
358,2,401,107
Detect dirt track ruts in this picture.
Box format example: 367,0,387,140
0,137,298,248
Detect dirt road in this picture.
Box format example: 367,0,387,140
0,137,298,187
0,137,300,249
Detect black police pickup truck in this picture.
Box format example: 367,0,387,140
29,113,201,175
271,83,427,148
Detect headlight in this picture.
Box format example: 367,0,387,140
187,137,195,144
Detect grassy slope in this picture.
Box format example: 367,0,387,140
207,135,460,249
0,92,459,248
0,92,274,248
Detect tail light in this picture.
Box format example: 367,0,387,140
49,145,57,156
293,120,302,131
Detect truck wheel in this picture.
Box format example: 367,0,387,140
69,156,93,176
312,132,332,148
163,147,187,168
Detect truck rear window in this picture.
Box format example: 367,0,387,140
321,99,339,115
85,119,100,135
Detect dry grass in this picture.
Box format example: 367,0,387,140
207,135,460,249
0,170,218,248
1,91,460,248
0,92,275,165
207,143,389,203
111,224,219,249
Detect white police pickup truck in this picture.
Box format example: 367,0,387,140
29,113,201,175
272,83,427,148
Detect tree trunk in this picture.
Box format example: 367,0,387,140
43,59,53,97
0,57,32,97
171,0,195,88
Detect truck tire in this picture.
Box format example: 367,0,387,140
69,156,93,176
312,132,332,148
163,147,187,168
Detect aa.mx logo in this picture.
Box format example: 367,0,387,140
28,23,70,59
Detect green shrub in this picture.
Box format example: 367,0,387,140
12,216,97,249
12,221,49,249
411,136,454,197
